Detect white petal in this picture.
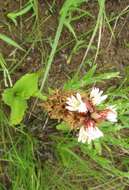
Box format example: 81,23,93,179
76,93,82,102
106,105,117,122
93,127,104,138
71,95,77,102
108,105,117,112
100,95,108,102
99,91,103,95
66,93,87,113
66,97,72,102
106,112,117,122
66,101,75,106
65,106,77,111
90,87,107,105
78,126,103,144
78,127,87,143
91,88,98,97
78,103,87,113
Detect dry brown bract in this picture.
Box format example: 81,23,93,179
40,90,88,130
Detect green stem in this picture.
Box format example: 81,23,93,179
40,18,64,91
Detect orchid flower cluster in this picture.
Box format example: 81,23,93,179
66,87,117,144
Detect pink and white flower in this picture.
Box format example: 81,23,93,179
66,93,87,113
65,89,118,144
78,126,103,144
90,87,107,105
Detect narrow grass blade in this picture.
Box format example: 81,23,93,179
0,33,25,51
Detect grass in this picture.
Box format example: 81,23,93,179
0,0,129,189
0,53,12,87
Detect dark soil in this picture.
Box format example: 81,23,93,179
0,1,129,86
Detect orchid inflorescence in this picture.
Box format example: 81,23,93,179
65,87,117,144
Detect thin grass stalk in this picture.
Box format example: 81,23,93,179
75,0,105,76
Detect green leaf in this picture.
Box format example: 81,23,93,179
64,64,119,90
94,72,119,81
64,20,77,40
2,88,15,106
3,72,41,101
2,72,47,125
33,91,48,101
10,97,27,125
60,0,86,16
7,2,33,26
13,73,39,99
2,88,27,125
2,88,28,125
0,33,24,51
56,122,70,131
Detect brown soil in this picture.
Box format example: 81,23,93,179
0,1,129,86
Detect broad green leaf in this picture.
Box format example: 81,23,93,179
10,97,27,125
2,88,14,106
2,72,47,125
13,73,39,99
2,88,27,125
0,33,24,51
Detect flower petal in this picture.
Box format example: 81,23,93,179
76,93,82,102
90,87,107,105
78,126,103,144
106,105,117,122
65,105,77,111
66,93,88,113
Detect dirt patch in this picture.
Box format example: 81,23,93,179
95,1,129,70
1,1,129,87
47,0,129,88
